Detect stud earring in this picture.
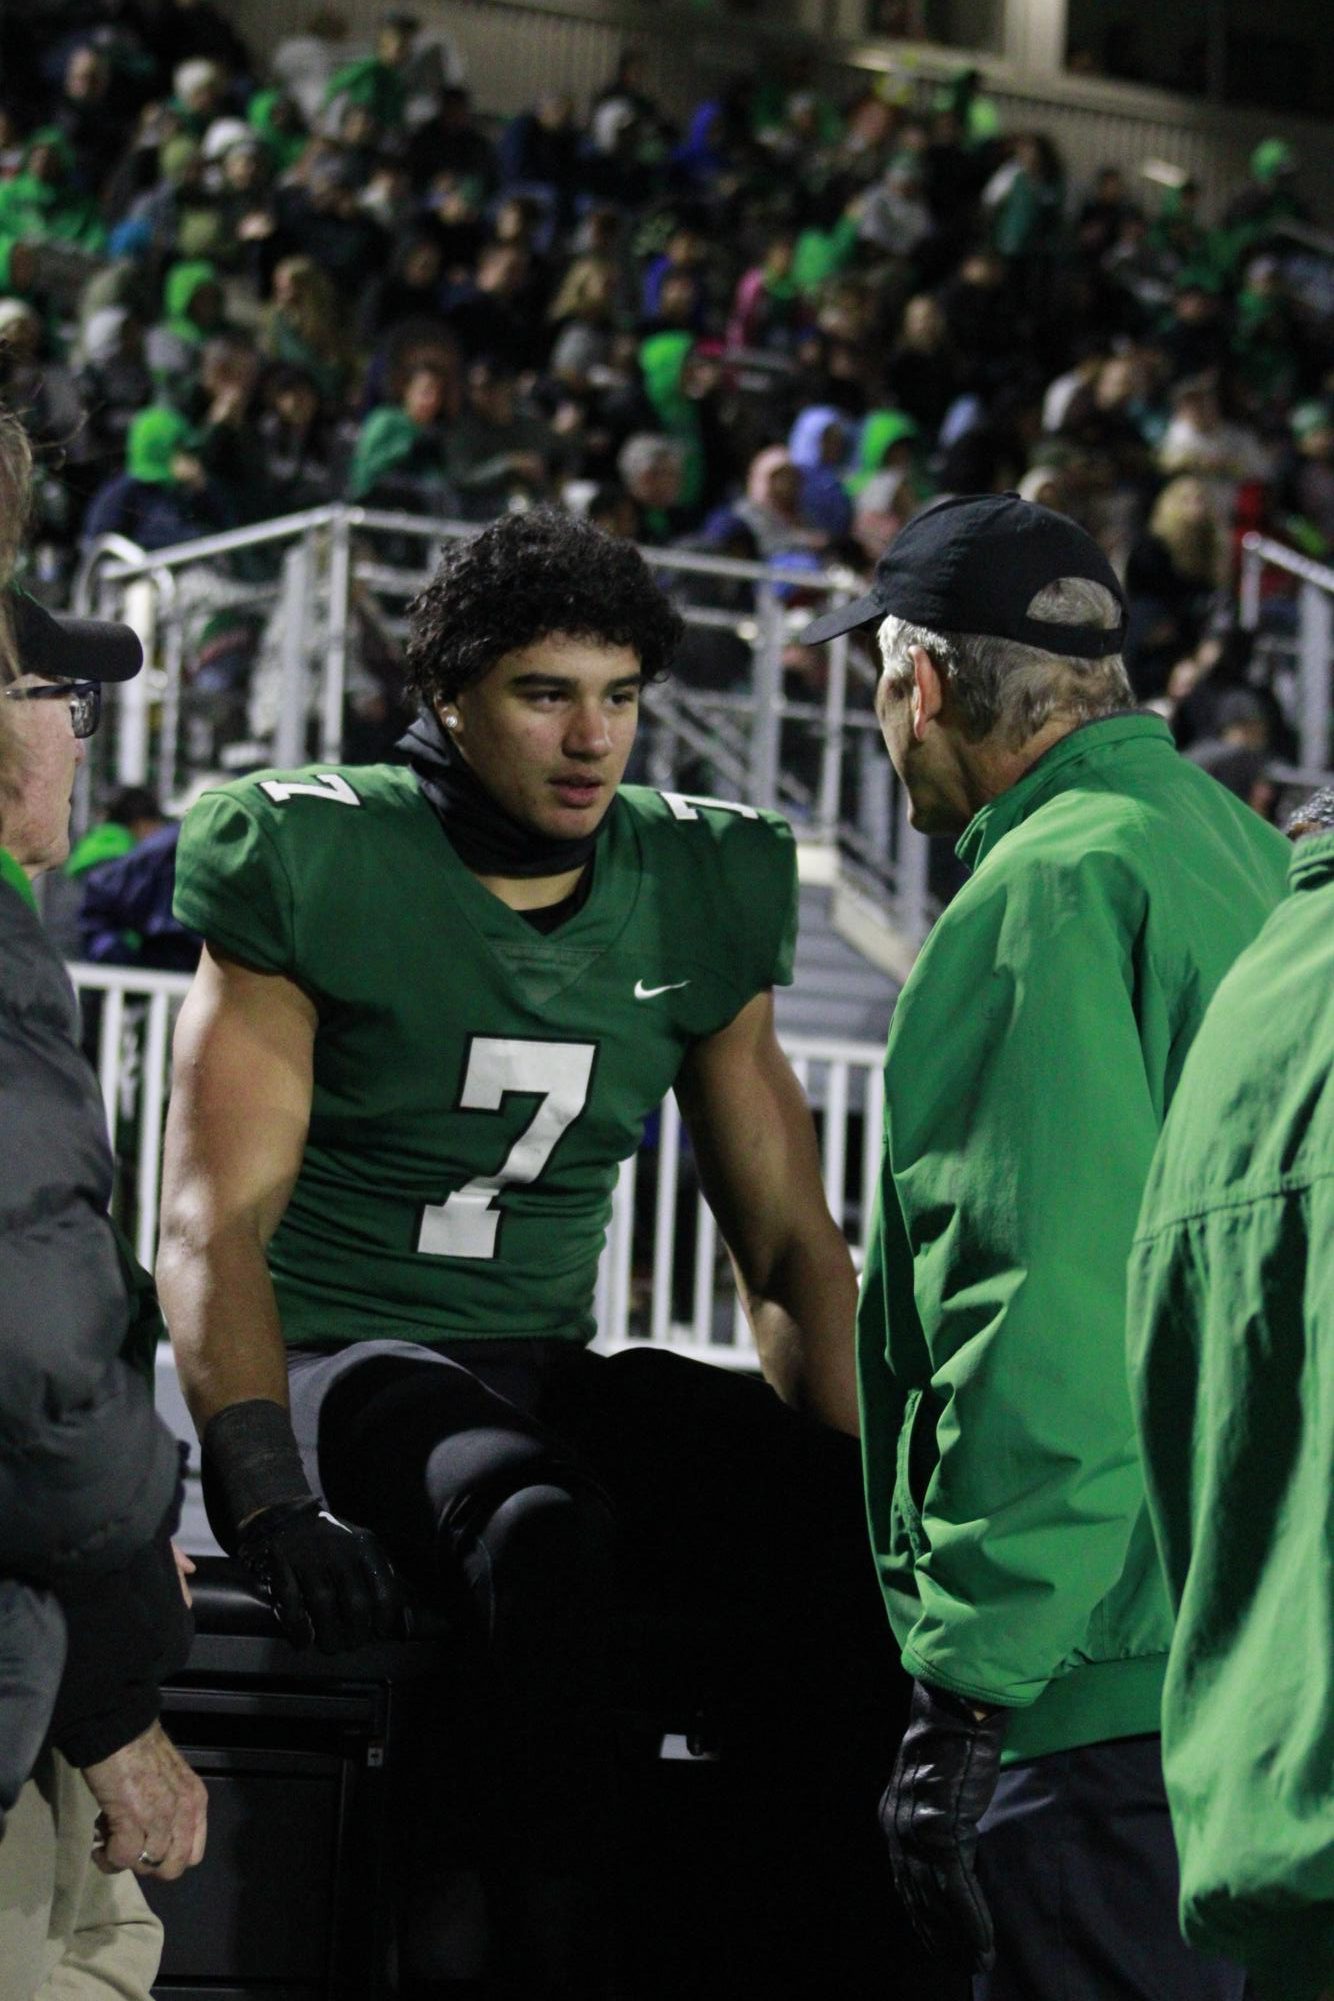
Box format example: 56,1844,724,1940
443,709,459,730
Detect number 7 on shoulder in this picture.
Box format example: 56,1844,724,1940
259,774,362,807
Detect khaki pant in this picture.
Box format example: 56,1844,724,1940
0,1750,162,2000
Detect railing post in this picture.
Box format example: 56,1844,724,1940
816,630,849,841
157,576,184,807
114,577,157,784
1238,534,1263,630
321,509,353,764
274,534,314,769
750,579,783,812
1297,580,1333,771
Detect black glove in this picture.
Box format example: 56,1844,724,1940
201,1399,402,1655
236,1496,403,1654
879,1677,1008,1973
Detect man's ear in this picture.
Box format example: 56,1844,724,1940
910,645,944,743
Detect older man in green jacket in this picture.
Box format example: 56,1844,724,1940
1129,787,1334,2001
804,493,1290,1998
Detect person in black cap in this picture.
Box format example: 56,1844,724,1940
0,591,143,878
0,556,207,1997
803,493,1291,1998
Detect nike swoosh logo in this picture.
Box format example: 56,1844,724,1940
634,979,690,1000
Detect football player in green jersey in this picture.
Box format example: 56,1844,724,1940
158,512,900,1997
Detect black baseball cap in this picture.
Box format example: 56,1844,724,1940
9,589,143,683
800,492,1127,656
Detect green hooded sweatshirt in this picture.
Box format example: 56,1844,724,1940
346,405,429,502
162,260,219,345
248,91,306,177
639,332,703,510
848,409,919,497
858,714,1290,1763
792,212,859,295
0,128,105,253
66,822,137,879
127,405,193,483
324,56,405,129
1128,829,1334,2001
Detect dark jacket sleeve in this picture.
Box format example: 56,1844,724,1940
0,882,182,1585
0,1580,66,1821
47,1528,193,1770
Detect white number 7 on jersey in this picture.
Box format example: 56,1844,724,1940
417,1038,597,1261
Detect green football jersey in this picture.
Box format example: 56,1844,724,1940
174,764,797,1348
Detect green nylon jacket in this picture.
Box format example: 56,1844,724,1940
1128,830,1334,2001
858,713,1291,1762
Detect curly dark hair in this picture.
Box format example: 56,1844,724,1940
404,509,684,706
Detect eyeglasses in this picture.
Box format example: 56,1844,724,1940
3,679,101,739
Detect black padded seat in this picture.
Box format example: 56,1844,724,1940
147,1558,460,1999
181,1552,453,1666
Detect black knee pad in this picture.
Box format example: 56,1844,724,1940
427,1427,613,1552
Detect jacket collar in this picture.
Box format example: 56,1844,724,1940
955,713,1174,873
0,844,35,910
1288,827,1334,893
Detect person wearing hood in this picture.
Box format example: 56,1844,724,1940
733,444,826,558
247,88,309,178
322,12,417,135
347,359,457,507
1219,139,1309,274
0,127,105,261
638,329,712,518
787,404,855,542
82,403,228,550
146,260,226,402
848,413,924,561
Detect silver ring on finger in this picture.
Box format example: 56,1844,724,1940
138,1848,165,1868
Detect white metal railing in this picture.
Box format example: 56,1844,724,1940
72,509,937,943
1239,532,1334,772
73,964,884,1369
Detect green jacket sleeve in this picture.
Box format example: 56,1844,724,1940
888,848,1161,1706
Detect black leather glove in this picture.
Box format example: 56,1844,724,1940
879,1677,1009,1973
236,1496,403,1654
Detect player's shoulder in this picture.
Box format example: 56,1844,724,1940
617,784,794,863
183,761,417,845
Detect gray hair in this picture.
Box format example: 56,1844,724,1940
617,433,685,485
1285,786,1334,842
878,576,1132,748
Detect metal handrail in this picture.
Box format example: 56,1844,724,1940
1239,533,1334,597
1238,532,1334,770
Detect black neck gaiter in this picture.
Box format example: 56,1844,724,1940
396,710,607,879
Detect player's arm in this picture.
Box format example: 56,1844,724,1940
156,943,316,1430
156,944,400,1650
674,989,860,1436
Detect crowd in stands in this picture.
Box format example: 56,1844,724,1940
2,0,1333,797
